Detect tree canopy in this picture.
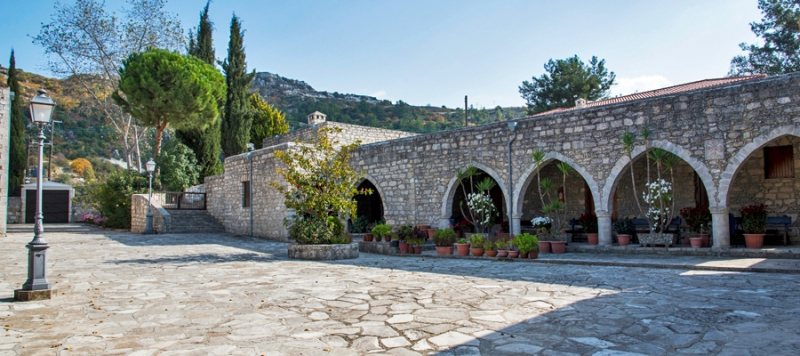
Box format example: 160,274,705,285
249,93,289,149
7,50,26,196
519,55,615,114
113,48,226,156
155,140,200,191
221,14,256,157
730,0,800,75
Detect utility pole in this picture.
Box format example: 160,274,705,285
47,121,63,181
464,96,468,127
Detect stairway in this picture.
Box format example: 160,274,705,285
166,210,226,234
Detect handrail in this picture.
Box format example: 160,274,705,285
155,191,206,210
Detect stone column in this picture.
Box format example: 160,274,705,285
711,207,730,250
597,210,613,246
439,217,451,230
512,214,522,235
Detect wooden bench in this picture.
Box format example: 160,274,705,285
730,216,792,246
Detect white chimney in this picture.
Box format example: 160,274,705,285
307,111,327,125
575,98,587,109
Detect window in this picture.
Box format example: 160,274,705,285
764,145,795,179
242,181,251,207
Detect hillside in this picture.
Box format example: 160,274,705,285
2,66,525,161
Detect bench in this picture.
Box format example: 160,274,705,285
730,215,791,246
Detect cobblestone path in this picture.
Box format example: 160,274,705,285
1,225,798,355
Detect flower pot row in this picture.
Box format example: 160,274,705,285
537,241,566,253
434,243,544,258
362,233,395,242
398,242,422,254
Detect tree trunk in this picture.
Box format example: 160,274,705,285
154,122,168,157
134,125,143,172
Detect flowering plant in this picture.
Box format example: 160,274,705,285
80,212,105,225
530,216,552,229
740,204,768,234
679,206,711,234
530,150,572,235
454,166,498,233
642,179,673,233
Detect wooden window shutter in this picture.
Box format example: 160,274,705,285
764,146,795,179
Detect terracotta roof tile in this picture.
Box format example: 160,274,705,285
532,74,767,117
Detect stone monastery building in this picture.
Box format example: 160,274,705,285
204,73,800,250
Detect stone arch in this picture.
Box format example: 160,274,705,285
513,152,601,217
355,174,387,223
601,140,717,212
440,162,509,222
718,125,800,207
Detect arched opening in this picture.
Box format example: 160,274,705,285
609,148,711,245
518,159,596,240
350,179,384,233
726,134,799,246
450,169,506,233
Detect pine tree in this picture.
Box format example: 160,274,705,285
177,1,223,181
221,14,255,156
7,50,26,196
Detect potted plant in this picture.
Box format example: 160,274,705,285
484,240,497,257
390,233,400,247
409,237,424,254
397,224,413,253
433,228,457,255
578,212,599,245
411,227,427,253
680,206,712,247
514,233,539,259
741,204,768,249
371,224,392,243
495,239,509,257
456,238,470,256
531,216,552,252
530,151,573,241
453,166,499,234
507,244,520,258
470,234,485,257
613,217,635,246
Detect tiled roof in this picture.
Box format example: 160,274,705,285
532,74,767,117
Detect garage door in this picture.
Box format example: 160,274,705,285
25,190,70,223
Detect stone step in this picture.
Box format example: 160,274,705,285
163,209,225,234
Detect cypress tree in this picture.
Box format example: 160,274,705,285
221,14,255,156
177,1,223,181
7,50,26,196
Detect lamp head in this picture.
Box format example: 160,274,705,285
507,121,518,132
246,143,255,152
29,88,56,124
145,158,156,173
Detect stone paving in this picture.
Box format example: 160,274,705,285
1,225,800,355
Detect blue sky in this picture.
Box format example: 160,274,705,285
2,0,762,108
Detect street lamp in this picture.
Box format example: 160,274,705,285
506,121,518,235
15,89,56,301
143,158,156,234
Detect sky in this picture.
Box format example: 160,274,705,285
1,0,763,108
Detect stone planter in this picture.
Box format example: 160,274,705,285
288,242,359,260
744,234,765,249
550,241,566,253
539,241,551,253
638,233,674,247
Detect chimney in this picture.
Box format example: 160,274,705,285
307,111,327,126
575,98,587,109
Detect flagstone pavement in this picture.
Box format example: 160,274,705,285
1,224,799,355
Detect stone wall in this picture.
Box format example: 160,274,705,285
262,121,416,148
209,72,800,248
131,194,170,234
0,88,10,235
7,196,21,224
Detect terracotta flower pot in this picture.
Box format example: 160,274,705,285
550,241,566,254
617,234,631,246
587,233,599,245
426,229,437,240
413,246,423,254
689,237,703,248
497,250,508,257
470,248,485,257
363,233,374,242
456,243,470,256
508,250,520,258
416,225,431,230
485,250,498,257
539,241,551,253
456,230,463,238
528,251,539,259
384,235,392,242
744,234,765,249
699,233,711,248
399,242,409,253
435,246,453,255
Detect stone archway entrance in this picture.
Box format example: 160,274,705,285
354,179,384,224
450,169,506,233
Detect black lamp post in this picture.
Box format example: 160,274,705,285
15,89,56,301
143,158,156,234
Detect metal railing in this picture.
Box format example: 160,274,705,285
157,192,207,210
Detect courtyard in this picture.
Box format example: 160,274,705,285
1,225,799,355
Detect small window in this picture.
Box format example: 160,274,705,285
764,145,795,179
242,181,251,207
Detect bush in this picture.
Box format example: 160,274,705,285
469,233,485,248
371,224,392,239
70,158,92,175
433,228,457,247
287,215,349,244
94,169,150,229
155,140,200,192
513,233,539,254
613,217,636,236
679,206,711,233
741,204,768,234
397,224,414,241
349,215,370,233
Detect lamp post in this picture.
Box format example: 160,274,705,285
143,158,156,234
506,121,518,235
15,89,56,301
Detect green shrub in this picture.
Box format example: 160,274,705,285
397,224,414,241
433,228,457,247
469,233,485,248
457,238,468,244
371,224,392,238
613,217,636,235
513,233,539,254
95,169,150,229
349,215,370,233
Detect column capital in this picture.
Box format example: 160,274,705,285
709,206,729,214
595,210,612,218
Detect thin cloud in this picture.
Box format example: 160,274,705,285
369,90,387,99
612,75,673,97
